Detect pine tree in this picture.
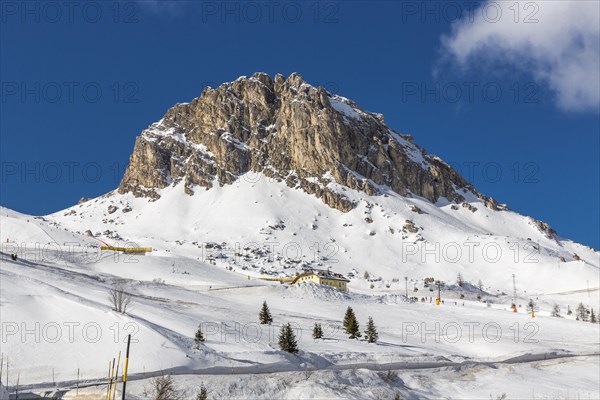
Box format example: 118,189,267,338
194,325,205,348
364,316,378,343
526,298,536,313
551,304,561,317
591,308,597,323
457,273,464,288
312,322,323,339
343,307,354,332
343,307,361,338
576,302,588,321
348,317,360,339
278,323,299,354
196,383,208,400
259,301,273,325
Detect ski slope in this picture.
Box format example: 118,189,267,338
1,175,599,398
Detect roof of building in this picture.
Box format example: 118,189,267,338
291,269,350,284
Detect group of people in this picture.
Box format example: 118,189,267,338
408,296,435,303
409,296,466,306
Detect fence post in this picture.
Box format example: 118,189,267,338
121,334,131,400
107,361,112,400
112,352,122,400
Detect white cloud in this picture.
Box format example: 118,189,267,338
441,1,600,112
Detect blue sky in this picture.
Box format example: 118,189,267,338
1,1,598,248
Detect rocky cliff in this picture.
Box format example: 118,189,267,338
118,72,501,212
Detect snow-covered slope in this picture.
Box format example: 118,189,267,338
1,174,598,397
44,173,598,297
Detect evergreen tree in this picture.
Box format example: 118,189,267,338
551,304,561,317
312,322,323,339
194,325,205,348
576,302,588,321
195,383,208,400
343,307,361,338
343,307,354,331
364,316,378,343
259,300,273,325
567,305,572,315
526,298,536,313
456,273,464,288
278,323,299,354
591,308,597,323
347,317,360,338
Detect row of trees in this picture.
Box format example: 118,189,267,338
270,303,380,353
549,302,597,323
575,302,597,323
343,307,378,343
193,299,597,353
193,301,380,354
280,307,380,353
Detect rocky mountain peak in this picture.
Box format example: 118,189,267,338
118,72,501,212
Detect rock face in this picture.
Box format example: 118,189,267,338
118,72,495,212
528,217,558,241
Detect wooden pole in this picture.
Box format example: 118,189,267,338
107,361,112,399
112,351,121,400
76,368,80,395
121,334,131,400
107,358,115,400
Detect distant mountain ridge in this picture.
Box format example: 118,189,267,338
118,72,503,213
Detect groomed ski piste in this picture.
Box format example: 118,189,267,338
1,175,599,399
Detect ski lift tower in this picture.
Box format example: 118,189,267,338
435,280,444,304
512,274,517,307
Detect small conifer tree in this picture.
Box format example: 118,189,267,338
278,323,299,354
312,322,323,339
457,273,464,287
364,316,379,343
196,383,208,400
343,308,361,339
194,325,205,348
343,307,355,332
576,302,588,321
259,300,273,325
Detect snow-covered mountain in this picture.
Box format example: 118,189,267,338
1,73,598,399
46,72,597,293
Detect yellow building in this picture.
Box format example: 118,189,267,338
291,269,350,291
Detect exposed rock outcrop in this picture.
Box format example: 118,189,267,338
528,217,558,241
119,72,495,212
